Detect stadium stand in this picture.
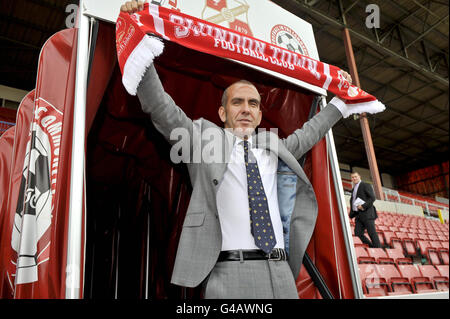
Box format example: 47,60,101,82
385,248,413,265
417,265,448,291
358,264,390,297
397,264,437,293
366,248,394,264
375,264,414,295
343,179,449,220
355,246,376,264
351,208,449,297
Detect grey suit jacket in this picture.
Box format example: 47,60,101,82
137,64,343,287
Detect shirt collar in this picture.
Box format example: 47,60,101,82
224,129,255,148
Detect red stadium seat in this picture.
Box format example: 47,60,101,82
418,265,449,291
376,232,386,247
355,246,376,264
389,226,399,232
403,240,418,257
430,241,442,249
438,249,449,265
427,250,442,265
396,232,409,240
390,240,403,251
407,230,419,239
358,264,389,296
385,248,413,265
397,264,437,293
366,248,394,264
375,264,413,295
353,236,368,248
436,265,449,278
383,231,401,249
428,241,447,264
417,240,441,264
417,240,431,255
397,233,418,257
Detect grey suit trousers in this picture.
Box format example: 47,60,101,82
203,258,299,299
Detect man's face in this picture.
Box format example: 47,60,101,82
218,83,262,138
351,173,361,185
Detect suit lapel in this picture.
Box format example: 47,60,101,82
356,182,363,199
214,128,235,181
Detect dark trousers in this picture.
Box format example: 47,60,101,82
354,217,381,248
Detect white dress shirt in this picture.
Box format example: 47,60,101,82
216,132,284,251
352,181,361,211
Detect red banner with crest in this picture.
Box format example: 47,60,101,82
0,27,78,298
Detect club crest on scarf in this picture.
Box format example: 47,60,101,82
270,24,309,57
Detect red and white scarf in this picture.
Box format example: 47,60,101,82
116,3,385,113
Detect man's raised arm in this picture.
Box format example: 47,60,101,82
120,1,193,144
136,64,194,145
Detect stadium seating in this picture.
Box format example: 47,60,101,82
436,265,449,278
383,231,401,249
358,264,389,296
396,191,449,216
397,264,437,293
438,242,449,265
367,248,394,264
417,240,441,264
355,246,376,264
375,264,413,295
352,236,368,248
417,265,448,291
353,210,449,296
385,248,413,265
377,232,386,246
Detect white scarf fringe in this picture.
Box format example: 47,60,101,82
122,35,164,96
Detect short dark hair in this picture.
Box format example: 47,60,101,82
351,172,360,177
221,80,259,107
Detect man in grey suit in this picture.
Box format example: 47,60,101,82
121,0,374,299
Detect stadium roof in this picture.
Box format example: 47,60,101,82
0,0,448,175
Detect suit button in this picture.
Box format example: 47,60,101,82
213,179,218,185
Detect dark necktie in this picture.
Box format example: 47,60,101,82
243,140,276,253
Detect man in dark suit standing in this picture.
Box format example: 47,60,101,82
350,172,381,248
